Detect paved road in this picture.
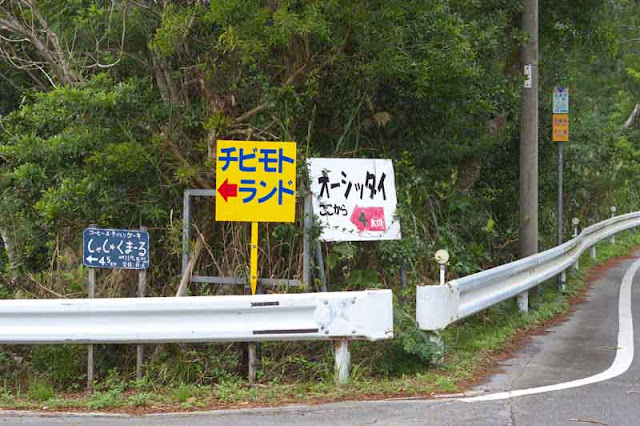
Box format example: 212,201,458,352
3,254,640,425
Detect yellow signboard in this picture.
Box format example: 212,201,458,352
553,114,569,142
215,140,297,222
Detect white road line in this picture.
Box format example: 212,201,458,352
461,257,640,402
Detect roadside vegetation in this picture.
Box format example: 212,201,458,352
0,0,638,412
0,230,637,411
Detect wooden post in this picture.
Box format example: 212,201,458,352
518,0,539,313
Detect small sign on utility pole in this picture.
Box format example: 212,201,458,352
553,86,569,114
553,114,569,142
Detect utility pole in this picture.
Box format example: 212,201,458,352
518,0,538,313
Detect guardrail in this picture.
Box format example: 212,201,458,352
417,211,640,331
0,289,393,383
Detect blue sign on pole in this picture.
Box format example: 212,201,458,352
83,228,150,269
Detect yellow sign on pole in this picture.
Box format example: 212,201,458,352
215,140,297,223
553,114,569,142
215,140,297,294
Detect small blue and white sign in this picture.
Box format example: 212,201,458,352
83,228,150,269
553,86,569,114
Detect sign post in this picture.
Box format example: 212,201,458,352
250,222,258,295
215,140,297,294
87,234,96,391
215,140,297,384
82,226,151,389
553,86,569,291
307,157,401,383
136,226,148,381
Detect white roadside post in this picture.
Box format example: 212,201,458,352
610,206,617,244
430,250,450,356
572,217,580,270
435,249,449,286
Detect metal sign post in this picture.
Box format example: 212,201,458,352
553,86,569,291
215,139,297,383
250,222,258,295
136,226,148,381
82,226,151,388
87,262,96,391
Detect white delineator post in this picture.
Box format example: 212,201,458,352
431,250,450,357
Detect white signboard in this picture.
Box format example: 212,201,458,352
553,86,569,114
524,65,533,88
308,158,401,241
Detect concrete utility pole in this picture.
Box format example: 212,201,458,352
518,0,539,313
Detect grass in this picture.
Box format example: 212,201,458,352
1,230,639,412
27,381,54,402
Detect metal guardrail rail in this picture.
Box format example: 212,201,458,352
0,290,392,344
417,212,640,331
0,289,393,383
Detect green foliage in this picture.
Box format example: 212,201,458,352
127,392,154,408
31,345,85,389
27,381,54,402
86,389,124,410
377,300,440,375
0,74,175,271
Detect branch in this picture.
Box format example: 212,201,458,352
624,102,640,129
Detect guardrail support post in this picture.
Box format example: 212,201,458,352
334,339,350,385
610,207,617,244
572,218,580,271
590,245,596,260
248,343,257,384
429,331,444,362
560,270,566,293
517,291,528,313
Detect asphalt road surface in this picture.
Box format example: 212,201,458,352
3,254,640,425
